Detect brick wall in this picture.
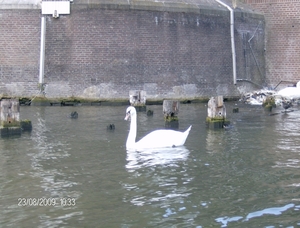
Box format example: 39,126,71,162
0,9,41,96
0,2,265,100
243,0,300,88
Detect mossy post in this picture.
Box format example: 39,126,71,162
129,90,146,112
20,119,32,131
0,99,21,137
262,96,276,112
163,100,179,129
206,96,230,129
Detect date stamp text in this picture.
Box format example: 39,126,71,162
18,198,76,207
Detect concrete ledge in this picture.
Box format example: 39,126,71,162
75,0,224,14
73,0,246,16
130,1,201,14
235,10,264,20
0,0,40,9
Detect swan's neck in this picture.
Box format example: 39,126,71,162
126,113,137,149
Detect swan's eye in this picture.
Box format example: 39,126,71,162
127,110,131,114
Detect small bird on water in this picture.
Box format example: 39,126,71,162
70,111,78,118
107,124,115,131
282,100,293,113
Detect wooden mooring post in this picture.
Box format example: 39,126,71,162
0,99,21,137
0,99,32,137
206,96,230,129
163,100,179,129
129,90,146,112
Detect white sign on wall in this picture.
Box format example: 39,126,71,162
42,1,70,18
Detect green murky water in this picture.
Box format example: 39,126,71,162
1,103,300,227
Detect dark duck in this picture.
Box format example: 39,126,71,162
282,100,293,112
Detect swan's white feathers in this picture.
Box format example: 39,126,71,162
277,81,300,99
125,106,191,150
135,127,191,149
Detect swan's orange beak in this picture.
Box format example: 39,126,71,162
124,112,131,121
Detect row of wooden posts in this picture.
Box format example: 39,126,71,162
0,92,230,137
129,90,230,129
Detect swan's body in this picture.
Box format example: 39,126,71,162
124,106,191,150
277,81,300,99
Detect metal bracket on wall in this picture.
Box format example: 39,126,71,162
273,80,300,90
248,21,264,79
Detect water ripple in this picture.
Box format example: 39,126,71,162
244,203,295,221
126,146,190,170
215,203,296,227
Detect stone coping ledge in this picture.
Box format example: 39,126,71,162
0,0,40,9
75,0,223,14
0,0,263,19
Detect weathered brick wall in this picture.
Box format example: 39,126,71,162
0,1,265,100
234,10,266,87
243,0,300,88
0,9,41,96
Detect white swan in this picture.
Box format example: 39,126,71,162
124,106,192,150
277,81,300,99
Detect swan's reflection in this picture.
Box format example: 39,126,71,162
126,146,190,170
123,147,192,209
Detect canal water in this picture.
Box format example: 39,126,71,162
1,102,300,227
